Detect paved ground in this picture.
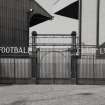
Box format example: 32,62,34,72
0,85,105,105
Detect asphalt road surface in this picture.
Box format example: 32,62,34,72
0,85,105,105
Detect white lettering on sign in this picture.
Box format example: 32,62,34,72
0,47,29,54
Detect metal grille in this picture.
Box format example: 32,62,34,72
0,58,32,84
77,55,105,85
39,48,71,79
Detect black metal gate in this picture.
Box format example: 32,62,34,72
36,48,73,84
31,32,78,84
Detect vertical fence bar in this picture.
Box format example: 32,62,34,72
32,31,38,83
71,31,78,84
0,52,2,83
93,55,95,84
14,57,16,83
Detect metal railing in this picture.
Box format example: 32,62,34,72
0,32,105,84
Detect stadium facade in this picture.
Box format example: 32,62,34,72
0,0,52,55
0,0,105,84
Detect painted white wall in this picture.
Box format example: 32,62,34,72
30,15,78,34
99,0,105,45
81,0,97,45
